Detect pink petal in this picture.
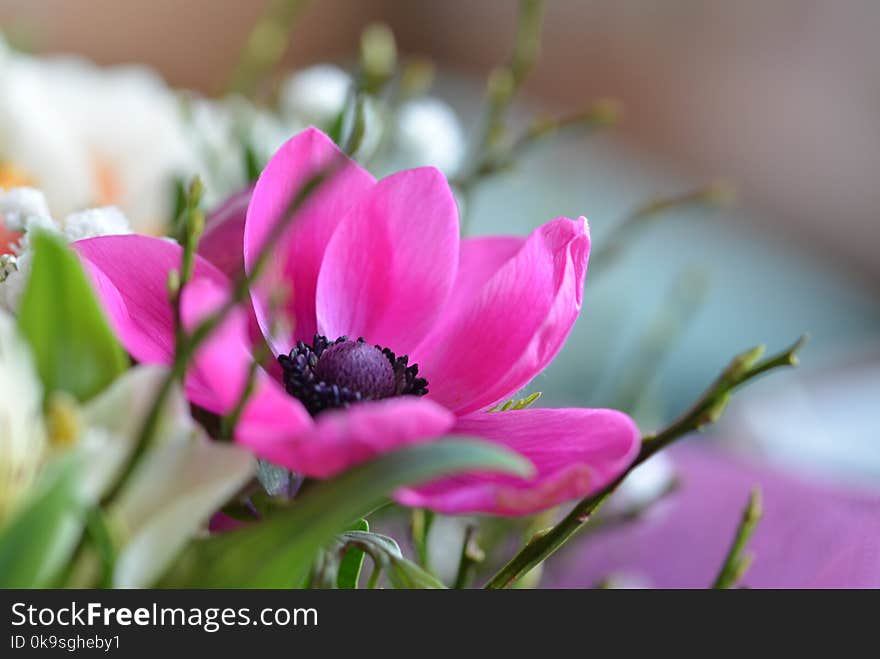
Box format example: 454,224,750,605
74,234,228,366
395,407,640,516
412,217,590,415
181,279,312,438
75,235,310,426
198,186,252,279
233,368,315,453
245,128,375,355
316,167,460,353
449,235,526,296
237,397,454,479
199,187,267,352
177,278,252,413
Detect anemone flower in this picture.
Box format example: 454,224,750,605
75,127,639,516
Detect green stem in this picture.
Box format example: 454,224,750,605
221,305,276,440
588,181,735,277
171,178,205,378
103,162,343,505
452,525,483,589
482,0,545,143
580,476,680,537
367,565,382,589
458,0,545,231
611,268,709,412
225,0,310,98
712,488,762,589
455,100,620,191
483,336,806,589
220,355,262,441
101,359,184,504
410,509,435,569
103,179,204,504
85,506,118,588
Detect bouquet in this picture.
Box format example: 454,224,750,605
0,1,808,592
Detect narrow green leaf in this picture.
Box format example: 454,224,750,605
159,439,532,588
337,519,369,589
83,507,117,589
339,530,445,589
387,556,446,589
17,232,128,401
0,457,88,587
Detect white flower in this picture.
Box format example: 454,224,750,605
0,188,131,311
184,97,245,205
0,48,199,234
279,64,351,127
393,97,466,175
0,186,51,231
61,206,131,242
185,95,293,206
0,307,46,524
244,102,295,165
0,361,255,588
71,366,256,587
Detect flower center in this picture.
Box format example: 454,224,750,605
278,334,428,417
314,340,396,398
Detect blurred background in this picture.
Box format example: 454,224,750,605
2,0,878,586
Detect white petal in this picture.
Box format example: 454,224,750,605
393,97,466,175
62,206,131,242
279,64,351,126
111,435,255,588
0,308,45,522
0,187,51,231
79,365,187,502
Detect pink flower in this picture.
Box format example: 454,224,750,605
75,128,639,516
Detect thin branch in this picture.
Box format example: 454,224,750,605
102,159,345,505
452,525,484,589
454,99,620,191
588,180,735,277
410,509,435,569
611,268,709,412
483,336,806,589
457,0,545,231
225,0,310,98
712,488,762,589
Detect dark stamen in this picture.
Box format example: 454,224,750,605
278,334,428,417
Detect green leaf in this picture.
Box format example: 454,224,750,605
17,232,128,402
0,457,88,587
386,555,445,589
337,519,369,589
159,439,532,588
318,530,444,589
338,530,445,589
83,507,117,589
489,391,543,412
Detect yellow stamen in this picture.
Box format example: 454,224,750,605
47,392,81,447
